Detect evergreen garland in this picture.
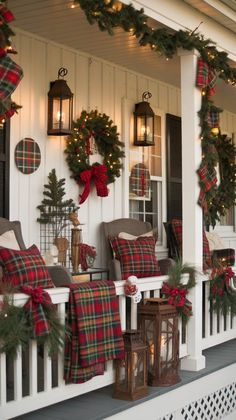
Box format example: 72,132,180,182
74,1,236,85
0,292,66,358
65,109,125,185
209,266,236,317
0,296,29,357
203,134,236,227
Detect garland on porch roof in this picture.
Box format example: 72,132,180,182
65,109,125,204
73,0,236,227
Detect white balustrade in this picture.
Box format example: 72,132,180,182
1,271,236,420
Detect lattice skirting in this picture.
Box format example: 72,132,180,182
158,382,236,420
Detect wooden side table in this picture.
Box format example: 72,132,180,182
72,267,109,282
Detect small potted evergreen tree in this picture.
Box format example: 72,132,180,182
37,169,79,265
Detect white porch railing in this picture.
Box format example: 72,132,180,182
1,272,236,420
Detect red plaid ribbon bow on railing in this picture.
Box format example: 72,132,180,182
22,286,53,338
79,163,109,204
196,58,217,96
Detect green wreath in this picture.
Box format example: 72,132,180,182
65,110,125,203
204,134,236,227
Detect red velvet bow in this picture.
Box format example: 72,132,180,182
22,286,53,338
0,4,14,23
79,164,109,204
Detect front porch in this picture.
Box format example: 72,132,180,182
14,339,236,420
0,1,236,419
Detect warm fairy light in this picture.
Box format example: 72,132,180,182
112,1,122,12
201,89,206,96
211,127,219,136
70,2,79,8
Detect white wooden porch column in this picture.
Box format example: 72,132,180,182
178,49,206,371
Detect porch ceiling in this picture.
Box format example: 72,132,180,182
8,0,236,113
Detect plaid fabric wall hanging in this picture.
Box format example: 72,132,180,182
15,138,41,174
130,162,150,197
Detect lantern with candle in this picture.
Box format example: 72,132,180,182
138,298,180,387
113,330,148,401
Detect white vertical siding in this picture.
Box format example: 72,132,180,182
10,28,236,266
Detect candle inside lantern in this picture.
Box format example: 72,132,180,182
160,334,167,361
149,343,155,366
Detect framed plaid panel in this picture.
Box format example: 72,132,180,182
129,162,151,200
15,138,41,174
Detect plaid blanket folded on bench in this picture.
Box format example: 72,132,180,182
64,280,124,383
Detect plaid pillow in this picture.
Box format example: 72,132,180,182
171,219,212,270
0,244,54,288
109,236,161,280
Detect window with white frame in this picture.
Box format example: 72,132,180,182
129,113,163,244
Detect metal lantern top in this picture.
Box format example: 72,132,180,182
48,68,73,99
134,91,154,118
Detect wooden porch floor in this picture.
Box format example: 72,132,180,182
14,339,236,420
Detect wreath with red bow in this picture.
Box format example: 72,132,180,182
161,262,196,323
65,110,125,204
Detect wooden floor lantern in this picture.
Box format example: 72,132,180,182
113,330,148,401
138,298,181,387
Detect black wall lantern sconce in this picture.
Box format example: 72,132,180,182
47,67,73,136
133,91,155,146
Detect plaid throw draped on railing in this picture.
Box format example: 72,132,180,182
64,281,124,383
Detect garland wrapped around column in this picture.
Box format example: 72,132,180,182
0,3,23,122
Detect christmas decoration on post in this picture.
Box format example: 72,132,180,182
124,276,142,303
209,265,236,317
65,109,125,204
113,330,148,401
160,261,196,323
0,3,23,122
197,133,236,228
138,298,180,387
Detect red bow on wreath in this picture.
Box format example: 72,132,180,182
79,163,109,204
22,286,53,338
161,282,193,319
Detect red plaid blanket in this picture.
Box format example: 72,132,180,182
64,281,124,383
